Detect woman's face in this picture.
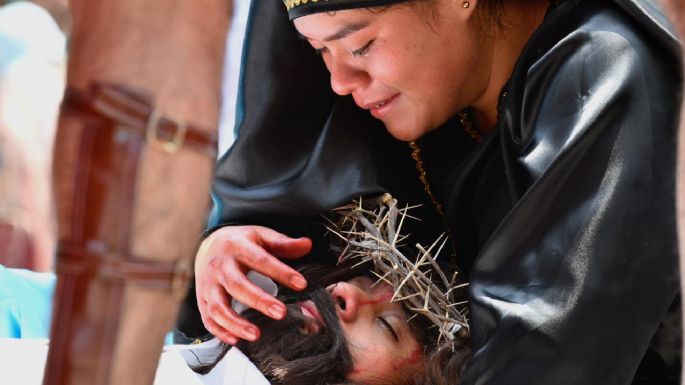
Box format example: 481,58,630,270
293,0,488,141
298,276,425,383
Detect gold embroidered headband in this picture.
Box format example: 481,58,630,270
283,0,408,20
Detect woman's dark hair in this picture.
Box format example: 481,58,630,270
371,0,509,30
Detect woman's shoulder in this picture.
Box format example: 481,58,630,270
527,0,678,70
528,0,679,98
502,0,680,178
613,0,680,54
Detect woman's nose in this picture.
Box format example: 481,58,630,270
328,58,369,96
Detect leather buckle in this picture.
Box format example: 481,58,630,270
171,258,192,299
146,108,187,154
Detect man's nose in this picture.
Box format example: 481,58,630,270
329,281,392,322
328,58,369,96
329,281,367,322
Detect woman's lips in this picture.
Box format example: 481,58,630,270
369,94,399,119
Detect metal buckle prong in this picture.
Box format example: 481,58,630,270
146,108,187,154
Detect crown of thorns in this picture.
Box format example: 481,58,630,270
327,194,470,344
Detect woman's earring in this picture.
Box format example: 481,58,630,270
462,1,470,8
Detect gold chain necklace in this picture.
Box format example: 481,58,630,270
409,141,457,261
458,110,483,144
409,141,444,216
407,110,482,262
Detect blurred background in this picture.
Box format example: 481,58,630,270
0,0,250,340
0,0,249,273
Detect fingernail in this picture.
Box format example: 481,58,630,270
290,275,307,290
225,335,238,345
269,304,285,319
244,327,258,341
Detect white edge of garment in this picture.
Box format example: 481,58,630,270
0,338,269,385
0,271,275,384
158,340,269,385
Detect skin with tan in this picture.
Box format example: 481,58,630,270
195,0,550,345
292,0,543,138
335,277,424,383
51,0,230,383
298,276,424,383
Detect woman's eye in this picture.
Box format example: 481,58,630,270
377,317,399,341
352,40,374,57
315,46,329,56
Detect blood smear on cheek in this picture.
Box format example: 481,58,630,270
392,348,424,370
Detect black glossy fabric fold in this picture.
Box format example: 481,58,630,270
178,0,682,382
427,2,681,383
175,0,455,340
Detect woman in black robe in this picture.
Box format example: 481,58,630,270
178,0,682,383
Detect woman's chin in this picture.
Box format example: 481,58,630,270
383,120,430,142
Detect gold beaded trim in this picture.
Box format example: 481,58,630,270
458,110,483,144
409,141,459,261
408,109,481,216
409,141,444,217
407,110,482,262
283,0,323,11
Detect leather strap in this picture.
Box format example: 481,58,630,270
44,81,208,385
57,243,192,297
62,83,218,158
53,83,201,297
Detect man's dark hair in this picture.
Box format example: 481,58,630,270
239,287,354,385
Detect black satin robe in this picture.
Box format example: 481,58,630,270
177,0,682,383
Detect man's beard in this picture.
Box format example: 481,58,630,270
236,289,355,385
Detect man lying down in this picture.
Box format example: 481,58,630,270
0,198,471,385
188,262,470,385
185,197,472,385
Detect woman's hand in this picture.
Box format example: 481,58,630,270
195,225,312,344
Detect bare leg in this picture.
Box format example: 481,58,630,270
45,1,230,384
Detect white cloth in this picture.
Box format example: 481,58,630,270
0,338,270,385
160,339,270,385
175,339,270,385
0,271,276,384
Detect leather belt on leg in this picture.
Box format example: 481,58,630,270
43,83,216,385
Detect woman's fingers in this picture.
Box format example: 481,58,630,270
201,314,239,345
197,288,239,344
218,257,287,320
235,240,308,292
194,225,313,343
258,228,313,259
200,284,261,342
